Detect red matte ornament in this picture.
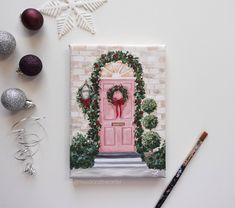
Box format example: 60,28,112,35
21,8,44,30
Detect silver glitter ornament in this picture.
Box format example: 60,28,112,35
0,31,16,56
1,88,35,112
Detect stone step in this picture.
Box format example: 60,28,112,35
95,157,143,163
94,152,147,168
93,163,148,168
96,152,141,158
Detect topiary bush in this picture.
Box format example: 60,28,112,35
143,114,158,130
142,131,161,152
145,142,166,170
142,98,157,114
70,133,99,169
140,98,166,170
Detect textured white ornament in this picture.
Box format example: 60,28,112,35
39,0,107,38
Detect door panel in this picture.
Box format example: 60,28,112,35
103,98,115,120
104,127,115,146
99,79,135,152
122,127,133,145
121,94,132,119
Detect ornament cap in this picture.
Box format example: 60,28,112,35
24,100,36,109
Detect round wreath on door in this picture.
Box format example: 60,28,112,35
106,84,128,118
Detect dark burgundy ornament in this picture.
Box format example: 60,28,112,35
18,55,42,76
21,8,44,30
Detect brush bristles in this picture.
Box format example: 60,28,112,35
199,131,208,142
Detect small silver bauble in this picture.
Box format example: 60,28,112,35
1,88,35,112
0,31,16,56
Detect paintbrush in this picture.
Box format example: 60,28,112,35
155,131,208,208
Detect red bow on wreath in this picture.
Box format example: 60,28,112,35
112,98,125,118
81,98,91,109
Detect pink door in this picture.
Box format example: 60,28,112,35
99,79,135,152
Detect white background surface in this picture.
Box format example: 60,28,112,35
0,0,235,207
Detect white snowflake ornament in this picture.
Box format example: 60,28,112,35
39,0,107,38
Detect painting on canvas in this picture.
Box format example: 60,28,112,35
70,45,166,178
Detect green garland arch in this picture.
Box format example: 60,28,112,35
87,51,146,155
